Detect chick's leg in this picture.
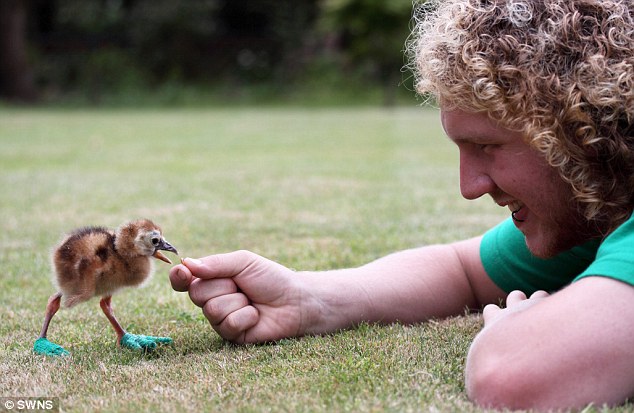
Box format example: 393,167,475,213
99,296,126,344
33,292,70,356
38,292,62,339
99,296,172,351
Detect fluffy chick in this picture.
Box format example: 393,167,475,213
35,219,177,356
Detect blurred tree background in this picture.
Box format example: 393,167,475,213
0,0,417,106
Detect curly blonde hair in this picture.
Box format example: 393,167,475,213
409,0,634,233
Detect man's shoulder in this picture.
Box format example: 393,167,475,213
575,212,634,286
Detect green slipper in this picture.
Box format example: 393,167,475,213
33,337,70,357
120,333,173,351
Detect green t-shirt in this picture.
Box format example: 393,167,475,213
480,214,634,294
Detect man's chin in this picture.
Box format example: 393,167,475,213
525,238,559,259
521,223,567,258
524,228,594,259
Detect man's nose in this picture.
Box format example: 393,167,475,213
459,153,496,200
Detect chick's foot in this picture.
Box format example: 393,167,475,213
120,333,173,351
33,337,70,357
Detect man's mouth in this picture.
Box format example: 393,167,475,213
508,201,526,222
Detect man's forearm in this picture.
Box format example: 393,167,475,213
298,243,481,335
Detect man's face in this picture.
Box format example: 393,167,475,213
440,108,596,258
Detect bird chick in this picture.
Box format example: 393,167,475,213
34,219,178,357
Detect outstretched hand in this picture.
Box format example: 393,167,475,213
170,251,316,344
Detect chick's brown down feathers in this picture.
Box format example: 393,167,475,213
53,219,173,308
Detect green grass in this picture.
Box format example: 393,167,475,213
0,107,624,412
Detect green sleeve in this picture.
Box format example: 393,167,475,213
480,218,599,294
575,213,634,286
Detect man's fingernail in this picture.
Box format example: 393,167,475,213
184,257,202,265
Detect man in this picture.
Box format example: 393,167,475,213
170,0,634,409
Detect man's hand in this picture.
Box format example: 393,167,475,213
170,251,315,344
482,290,549,327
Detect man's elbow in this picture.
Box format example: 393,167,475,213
465,337,593,411
465,348,535,410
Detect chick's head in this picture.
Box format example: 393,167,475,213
115,219,178,264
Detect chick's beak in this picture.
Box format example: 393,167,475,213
153,239,178,264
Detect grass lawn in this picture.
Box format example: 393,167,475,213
0,107,625,412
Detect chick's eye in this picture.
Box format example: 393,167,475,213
151,237,160,246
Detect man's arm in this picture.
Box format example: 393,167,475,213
466,276,634,410
303,236,505,334
169,236,506,343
